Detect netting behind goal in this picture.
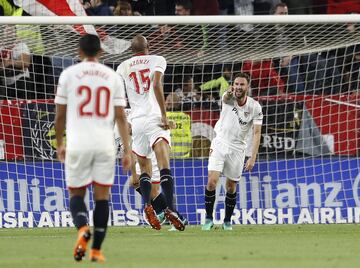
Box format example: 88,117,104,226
0,16,360,228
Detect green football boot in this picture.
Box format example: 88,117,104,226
222,222,233,231
201,219,214,231
157,212,166,225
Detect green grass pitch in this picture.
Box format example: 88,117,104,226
0,224,359,268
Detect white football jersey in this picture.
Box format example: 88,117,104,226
116,55,166,120
214,94,263,151
55,61,126,151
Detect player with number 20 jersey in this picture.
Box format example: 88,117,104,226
55,58,126,187
54,34,131,262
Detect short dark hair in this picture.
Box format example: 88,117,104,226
79,34,101,57
270,2,288,14
175,0,192,11
234,72,250,84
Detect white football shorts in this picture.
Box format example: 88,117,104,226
65,149,116,188
134,151,160,183
208,138,246,181
131,116,171,158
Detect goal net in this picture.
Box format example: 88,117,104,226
0,15,359,228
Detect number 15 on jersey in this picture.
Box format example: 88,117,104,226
129,68,150,95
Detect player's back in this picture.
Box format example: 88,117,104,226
56,61,125,151
117,55,166,120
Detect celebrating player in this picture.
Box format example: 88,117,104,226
116,34,185,231
202,73,263,231
55,34,131,262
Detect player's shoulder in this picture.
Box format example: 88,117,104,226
152,55,166,62
116,59,130,73
60,63,77,78
247,96,262,108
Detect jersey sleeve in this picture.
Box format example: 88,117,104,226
114,74,127,107
54,70,68,105
154,56,166,74
253,101,263,125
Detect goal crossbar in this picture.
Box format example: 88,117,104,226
2,15,360,25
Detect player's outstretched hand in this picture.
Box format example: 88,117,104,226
57,144,66,163
122,152,132,173
226,86,234,96
244,157,256,172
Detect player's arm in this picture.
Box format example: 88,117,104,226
245,124,262,171
222,86,234,105
2,44,30,70
115,106,132,172
3,53,30,70
55,104,66,163
153,71,170,129
130,153,140,188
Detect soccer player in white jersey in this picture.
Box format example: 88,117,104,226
114,111,168,220
116,34,185,231
115,113,188,230
54,34,131,262
202,73,263,231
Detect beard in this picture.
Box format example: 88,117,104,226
235,90,246,100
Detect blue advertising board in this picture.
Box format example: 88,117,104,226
0,158,359,228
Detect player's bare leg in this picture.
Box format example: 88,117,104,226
89,184,111,262
202,170,220,231
69,188,91,261
138,157,161,230
223,178,237,231
153,139,185,231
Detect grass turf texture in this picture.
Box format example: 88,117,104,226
0,224,358,268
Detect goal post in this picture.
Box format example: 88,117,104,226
0,15,359,228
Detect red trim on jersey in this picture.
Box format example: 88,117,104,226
92,181,112,187
151,137,170,149
238,96,247,107
134,53,146,56
151,181,160,185
67,182,92,190
132,150,147,158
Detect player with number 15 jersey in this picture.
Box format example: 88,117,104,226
115,35,185,231
116,49,168,156
117,54,166,120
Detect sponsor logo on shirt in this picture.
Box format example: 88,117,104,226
232,107,248,126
